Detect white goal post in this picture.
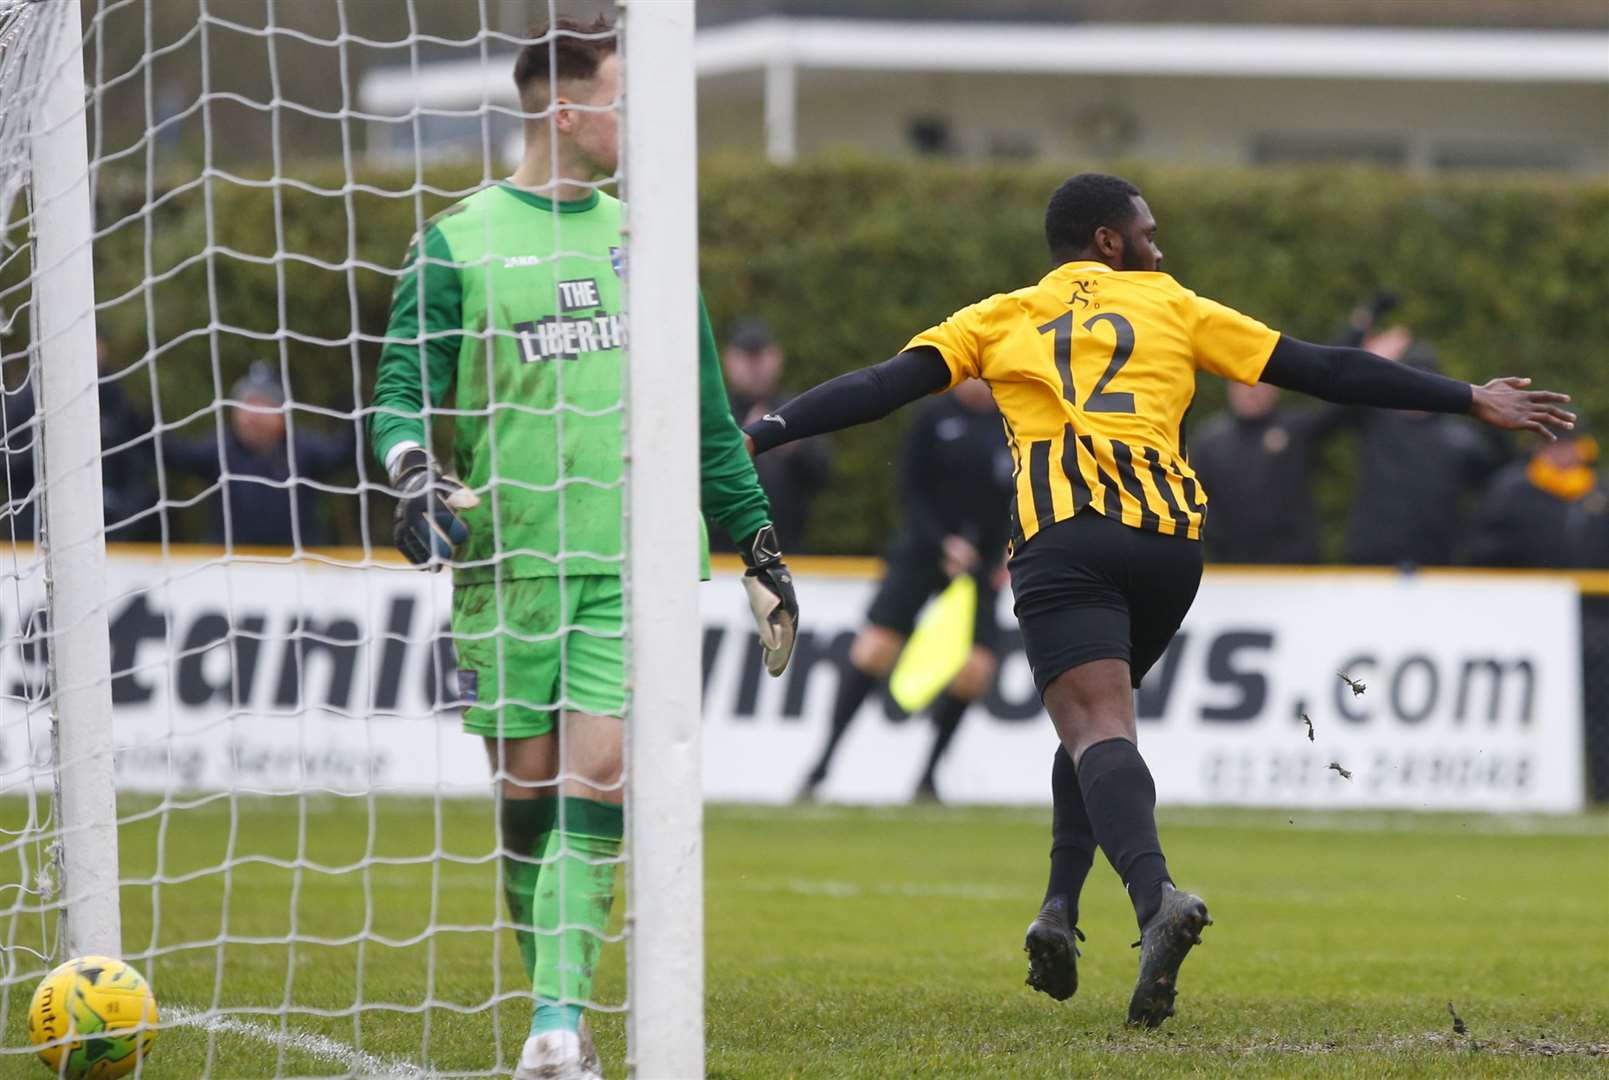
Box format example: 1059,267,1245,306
620,1,705,1076
23,0,124,969
1,0,706,1075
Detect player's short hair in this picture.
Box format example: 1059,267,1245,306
1044,173,1142,260
513,16,617,107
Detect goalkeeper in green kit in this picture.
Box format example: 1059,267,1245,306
367,18,798,1080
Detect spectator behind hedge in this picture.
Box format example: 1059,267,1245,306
709,318,832,553
78,163,1608,556
164,361,355,549
1,367,36,542
97,336,162,543
0,336,161,544
1465,428,1609,569
1336,312,1507,568
1191,382,1341,564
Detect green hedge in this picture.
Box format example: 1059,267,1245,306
698,159,1609,555
39,158,1609,553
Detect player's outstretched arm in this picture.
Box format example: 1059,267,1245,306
743,347,951,455
730,341,950,671
1260,336,1574,439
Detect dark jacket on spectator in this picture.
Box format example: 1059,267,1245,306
1192,407,1339,564
890,395,1015,568
100,378,161,542
1465,464,1609,569
165,425,354,548
710,390,831,553
2,375,164,544
2,379,37,541
1343,411,1507,567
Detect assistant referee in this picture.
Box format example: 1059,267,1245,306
798,377,1015,803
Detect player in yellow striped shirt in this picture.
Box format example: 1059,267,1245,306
745,173,1573,1028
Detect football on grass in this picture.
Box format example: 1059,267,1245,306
27,956,158,1079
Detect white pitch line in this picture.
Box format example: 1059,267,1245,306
164,1004,439,1079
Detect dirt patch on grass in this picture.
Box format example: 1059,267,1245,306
1412,1033,1609,1058
1095,1033,1609,1058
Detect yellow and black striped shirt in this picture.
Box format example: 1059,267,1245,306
907,262,1280,545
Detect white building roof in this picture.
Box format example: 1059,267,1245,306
357,18,1609,167
358,18,1609,114
696,19,1609,83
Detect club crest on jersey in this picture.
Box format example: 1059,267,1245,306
609,246,624,277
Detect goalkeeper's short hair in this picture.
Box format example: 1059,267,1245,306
514,15,617,108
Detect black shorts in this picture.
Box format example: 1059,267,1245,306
866,549,1000,652
1008,511,1203,694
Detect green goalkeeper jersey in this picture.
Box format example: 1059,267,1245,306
368,183,771,582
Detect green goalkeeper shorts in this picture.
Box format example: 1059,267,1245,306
452,575,625,738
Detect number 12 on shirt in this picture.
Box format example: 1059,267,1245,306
1038,310,1137,414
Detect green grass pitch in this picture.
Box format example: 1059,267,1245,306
2,798,1605,1077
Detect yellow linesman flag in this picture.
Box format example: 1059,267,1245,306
888,574,976,713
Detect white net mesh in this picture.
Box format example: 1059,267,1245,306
0,2,651,1075
1,1,62,245
1,0,72,1027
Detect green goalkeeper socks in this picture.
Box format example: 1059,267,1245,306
499,796,557,977
531,797,624,1036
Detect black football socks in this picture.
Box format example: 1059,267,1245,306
805,664,878,785
916,691,969,792
1076,736,1173,929
1045,745,1096,923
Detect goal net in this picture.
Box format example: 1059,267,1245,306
0,1,703,1076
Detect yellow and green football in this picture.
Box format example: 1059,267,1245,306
27,955,158,1079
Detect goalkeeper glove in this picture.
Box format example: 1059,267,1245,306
739,524,798,677
390,448,479,569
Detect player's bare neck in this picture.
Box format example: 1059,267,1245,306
509,138,596,205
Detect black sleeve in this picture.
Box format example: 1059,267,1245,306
745,347,951,453
1261,335,1473,414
